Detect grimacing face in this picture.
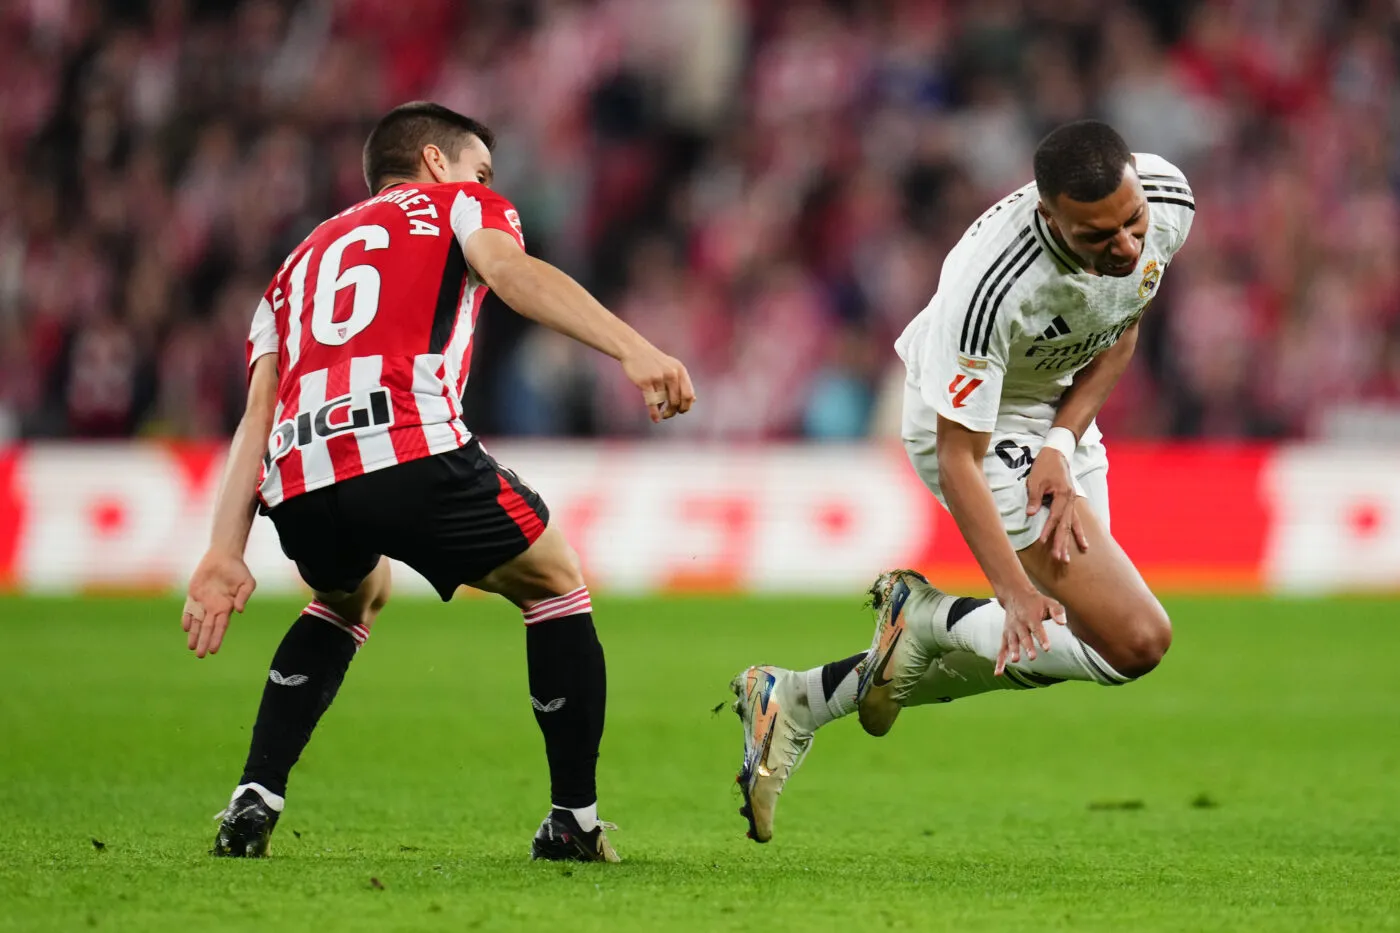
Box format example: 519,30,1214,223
1039,164,1149,277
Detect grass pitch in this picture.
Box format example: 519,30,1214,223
2,593,1398,932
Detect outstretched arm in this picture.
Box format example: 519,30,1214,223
464,228,695,422
182,353,278,658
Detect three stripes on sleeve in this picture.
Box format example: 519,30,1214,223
957,170,1193,357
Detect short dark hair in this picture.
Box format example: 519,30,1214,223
362,102,495,194
1033,120,1134,203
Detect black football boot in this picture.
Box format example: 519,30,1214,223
529,809,620,862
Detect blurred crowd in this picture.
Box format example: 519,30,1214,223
2,0,1399,443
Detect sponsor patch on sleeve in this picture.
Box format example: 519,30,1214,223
504,208,524,246
947,374,984,409
957,354,990,371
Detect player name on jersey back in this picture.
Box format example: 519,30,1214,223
334,184,449,236
896,152,1195,440
245,181,526,508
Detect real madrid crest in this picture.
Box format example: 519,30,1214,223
1138,259,1161,300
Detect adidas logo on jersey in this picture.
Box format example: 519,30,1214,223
1034,316,1072,341
1024,315,1139,368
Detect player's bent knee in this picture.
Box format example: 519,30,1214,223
1106,607,1172,679
559,550,585,593
369,589,390,616
476,529,587,606
515,537,590,623
356,562,393,630
363,581,391,628
534,534,585,597
538,561,584,600
314,567,392,632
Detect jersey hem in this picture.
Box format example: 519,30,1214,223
247,346,277,372
257,426,475,510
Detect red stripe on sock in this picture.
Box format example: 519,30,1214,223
305,601,346,625
523,587,592,625
523,604,591,625
523,587,588,616
523,605,589,623
304,602,367,644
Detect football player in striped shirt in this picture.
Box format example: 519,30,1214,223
729,121,1195,843
181,102,695,862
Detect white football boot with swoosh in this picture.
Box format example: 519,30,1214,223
730,665,814,843
856,570,949,737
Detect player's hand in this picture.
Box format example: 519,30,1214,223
621,345,696,422
1026,446,1088,564
996,588,1067,676
182,551,256,659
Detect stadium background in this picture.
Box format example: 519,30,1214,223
5,3,1400,932
1,0,1397,593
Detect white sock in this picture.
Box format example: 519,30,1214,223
904,650,1029,706
233,782,285,813
555,801,598,833
917,598,1130,686
802,664,860,730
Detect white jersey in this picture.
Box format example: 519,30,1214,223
896,153,1194,443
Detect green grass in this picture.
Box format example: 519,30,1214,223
2,594,1399,932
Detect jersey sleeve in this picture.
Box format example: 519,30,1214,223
448,182,525,257
246,290,279,373
1135,152,1195,257
916,297,1009,433
905,222,1041,433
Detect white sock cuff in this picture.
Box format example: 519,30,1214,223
943,600,999,654
304,601,369,649
910,588,964,654
946,599,1133,687
804,663,862,728
804,666,834,729
828,666,862,722
523,587,592,625
233,782,285,813
554,801,598,833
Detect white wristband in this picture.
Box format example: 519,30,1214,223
1042,426,1077,461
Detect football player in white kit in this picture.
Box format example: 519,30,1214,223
728,121,1196,843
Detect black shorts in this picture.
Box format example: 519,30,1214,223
266,438,549,601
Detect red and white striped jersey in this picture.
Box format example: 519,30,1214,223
246,181,524,508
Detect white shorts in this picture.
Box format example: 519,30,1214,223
901,383,1110,550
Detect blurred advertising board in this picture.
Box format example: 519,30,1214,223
0,442,1395,596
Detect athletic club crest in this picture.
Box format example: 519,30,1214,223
1138,259,1161,300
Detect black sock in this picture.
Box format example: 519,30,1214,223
525,613,606,810
820,653,865,701
238,614,358,797
947,596,991,631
